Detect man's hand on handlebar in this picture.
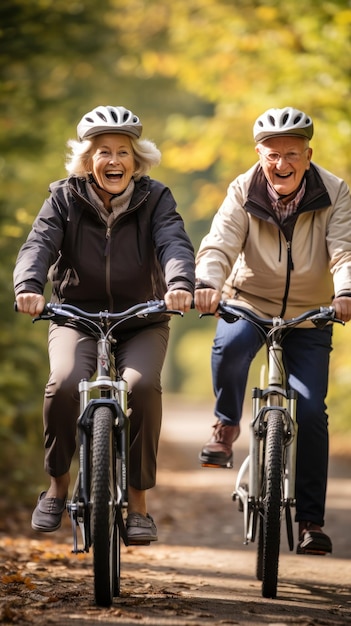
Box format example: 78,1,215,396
164,289,193,313
332,296,351,323
15,293,45,317
194,288,221,315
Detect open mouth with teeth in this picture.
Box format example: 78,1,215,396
105,171,123,180
275,171,293,178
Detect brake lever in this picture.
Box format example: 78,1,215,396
312,313,345,329
32,313,55,323
333,318,345,326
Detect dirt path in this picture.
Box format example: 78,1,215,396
1,396,351,625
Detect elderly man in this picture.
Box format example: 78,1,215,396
195,107,351,554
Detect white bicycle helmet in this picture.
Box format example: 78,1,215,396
253,107,313,143
77,105,142,140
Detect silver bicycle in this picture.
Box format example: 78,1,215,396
215,301,343,599
33,299,182,607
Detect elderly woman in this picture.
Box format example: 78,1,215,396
14,105,195,543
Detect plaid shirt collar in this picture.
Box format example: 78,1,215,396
267,178,306,222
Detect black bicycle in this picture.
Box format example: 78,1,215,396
206,301,343,599
31,300,182,607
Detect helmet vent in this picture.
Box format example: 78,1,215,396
268,115,276,126
97,112,108,122
294,114,302,124
111,111,118,122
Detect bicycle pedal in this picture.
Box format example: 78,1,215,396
298,549,329,556
200,461,233,469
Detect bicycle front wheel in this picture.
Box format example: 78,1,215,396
261,409,284,599
91,406,120,607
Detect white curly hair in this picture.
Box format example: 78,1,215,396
65,136,161,181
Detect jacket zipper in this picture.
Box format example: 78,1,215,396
71,185,151,310
280,240,293,317
105,227,111,257
103,196,149,308
105,227,113,310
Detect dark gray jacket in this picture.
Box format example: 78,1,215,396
14,175,195,330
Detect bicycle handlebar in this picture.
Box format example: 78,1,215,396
14,300,184,337
216,301,344,331
37,299,182,320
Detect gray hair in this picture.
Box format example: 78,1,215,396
65,136,161,180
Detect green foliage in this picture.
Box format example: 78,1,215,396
1,0,351,498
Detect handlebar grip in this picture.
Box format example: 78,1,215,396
14,300,52,318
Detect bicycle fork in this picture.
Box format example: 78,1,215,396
67,338,130,553
234,340,298,545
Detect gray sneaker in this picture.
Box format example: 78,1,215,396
31,491,66,532
126,513,158,545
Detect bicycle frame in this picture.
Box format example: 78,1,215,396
235,321,298,547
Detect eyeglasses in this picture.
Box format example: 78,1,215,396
258,148,309,164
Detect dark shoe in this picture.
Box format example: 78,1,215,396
31,491,66,532
296,521,332,555
199,420,240,468
126,513,158,545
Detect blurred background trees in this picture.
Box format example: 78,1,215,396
1,0,351,498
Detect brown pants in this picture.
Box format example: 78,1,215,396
43,321,169,490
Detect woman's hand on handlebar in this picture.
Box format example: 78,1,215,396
164,289,193,313
332,296,351,323
15,293,46,317
194,288,221,315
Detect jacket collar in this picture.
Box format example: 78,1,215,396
69,175,151,211
245,163,331,220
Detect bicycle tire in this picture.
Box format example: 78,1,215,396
91,406,120,607
261,409,284,599
256,513,263,581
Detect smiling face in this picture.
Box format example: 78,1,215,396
256,136,312,196
90,133,135,195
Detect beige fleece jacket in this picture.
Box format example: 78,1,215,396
196,162,351,320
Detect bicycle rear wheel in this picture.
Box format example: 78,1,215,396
91,406,120,607
261,409,284,599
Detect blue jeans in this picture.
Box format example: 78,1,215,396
211,318,333,526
